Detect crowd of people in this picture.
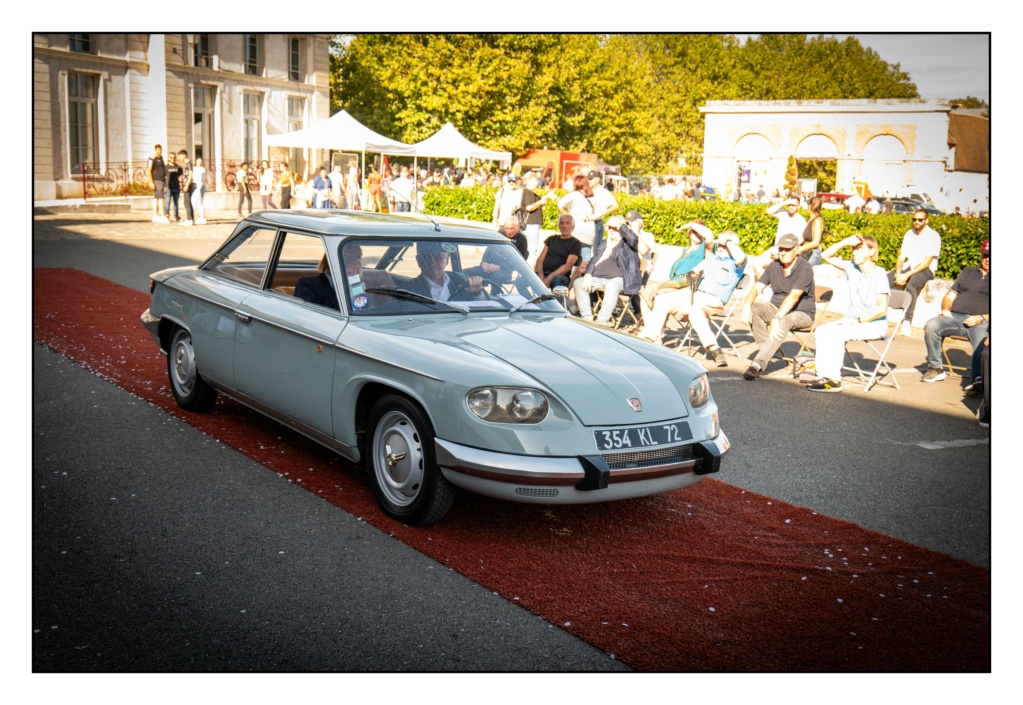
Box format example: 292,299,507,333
488,174,988,424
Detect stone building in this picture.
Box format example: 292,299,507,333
33,33,332,200
700,99,989,213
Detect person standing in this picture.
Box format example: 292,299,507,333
586,170,619,256
177,150,194,226
366,164,382,212
752,196,807,279
519,173,551,266
806,235,890,393
492,174,524,226
277,163,292,209
259,160,277,210
889,209,941,334
328,164,345,209
165,152,182,222
346,159,361,210
558,174,599,275
236,162,253,216
191,157,207,224
147,144,169,223
799,195,825,266
389,166,415,212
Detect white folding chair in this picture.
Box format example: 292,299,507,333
841,289,911,392
676,273,753,358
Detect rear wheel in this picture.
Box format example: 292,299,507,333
167,327,218,411
366,394,455,526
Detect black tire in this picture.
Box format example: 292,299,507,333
167,327,218,412
365,394,456,526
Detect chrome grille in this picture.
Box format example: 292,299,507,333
602,444,695,470
514,487,560,498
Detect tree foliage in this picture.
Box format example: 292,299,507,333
330,33,922,174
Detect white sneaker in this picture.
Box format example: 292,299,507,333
157,215,170,224
180,220,193,226
900,321,912,336
194,218,206,225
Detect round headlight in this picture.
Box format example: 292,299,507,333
467,387,549,424
689,373,710,409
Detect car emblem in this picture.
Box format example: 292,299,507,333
628,398,642,412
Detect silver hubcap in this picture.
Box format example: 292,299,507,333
372,410,424,507
170,331,197,396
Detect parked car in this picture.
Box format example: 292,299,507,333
889,198,944,216
817,192,852,210
141,210,730,525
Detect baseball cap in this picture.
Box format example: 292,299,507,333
778,233,799,250
587,170,600,180
981,239,990,255
624,209,643,222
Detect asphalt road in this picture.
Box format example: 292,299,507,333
30,211,995,675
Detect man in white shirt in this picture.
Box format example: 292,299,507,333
587,170,620,255
889,209,941,333
389,167,415,212
767,196,806,243
492,174,524,226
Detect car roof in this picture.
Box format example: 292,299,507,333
242,209,506,243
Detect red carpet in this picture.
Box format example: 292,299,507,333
33,268,990,672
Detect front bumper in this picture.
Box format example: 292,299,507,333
435,432,729,504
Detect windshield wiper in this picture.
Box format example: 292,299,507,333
511,293,561,313
364,287,469,314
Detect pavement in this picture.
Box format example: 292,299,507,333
27,204,999,680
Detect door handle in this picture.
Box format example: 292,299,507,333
235,311,251,323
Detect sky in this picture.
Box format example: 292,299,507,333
835,34,990,103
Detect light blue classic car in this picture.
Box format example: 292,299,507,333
141,210,729,525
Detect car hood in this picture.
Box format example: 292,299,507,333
349,315,699,426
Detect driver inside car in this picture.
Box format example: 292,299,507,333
407,242,487,302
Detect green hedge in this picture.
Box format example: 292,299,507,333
422,187,989,280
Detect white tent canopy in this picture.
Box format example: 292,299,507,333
265,110,415,154
411,122,512,168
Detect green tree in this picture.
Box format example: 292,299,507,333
785,155,798,195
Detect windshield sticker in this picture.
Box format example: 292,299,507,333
353,294,369,310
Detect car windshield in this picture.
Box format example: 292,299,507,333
339,238,563,316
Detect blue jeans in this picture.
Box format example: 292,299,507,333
573,276,625,323
924,313,988,370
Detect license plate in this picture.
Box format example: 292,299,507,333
593,421,692,451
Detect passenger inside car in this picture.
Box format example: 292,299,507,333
295,254,340,310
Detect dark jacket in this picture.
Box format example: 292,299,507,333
584,223,642,295
295,273,339,310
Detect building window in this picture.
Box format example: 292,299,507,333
244,34,260,76
243,93,263,164
193,85,215,166
69,34,92,53
191,34,210,68
68,73,97,172
289,37,302,82
288,96,304,174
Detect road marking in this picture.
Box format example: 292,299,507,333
915,438,989,450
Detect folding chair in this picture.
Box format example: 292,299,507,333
841,289,911,392
780,287,834,363
676,273,753,358
942,333,973,376
592,289,639,330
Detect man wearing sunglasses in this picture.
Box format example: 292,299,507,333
919,239,990,383
741,232,816,379
889,209,941,334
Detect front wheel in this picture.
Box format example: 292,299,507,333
366,395,456,526
167,327,218,411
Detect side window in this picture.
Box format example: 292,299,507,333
273,232,336,310
204,226,277,287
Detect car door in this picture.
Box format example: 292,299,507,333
233,231,346,437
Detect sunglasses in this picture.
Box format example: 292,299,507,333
913,217,927,222
777,246,795,253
